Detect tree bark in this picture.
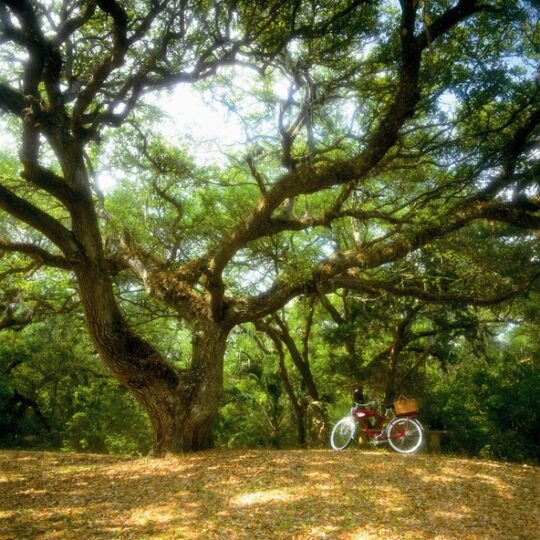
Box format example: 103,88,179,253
277,340,307,448
174,320,229,452
74,261,229,454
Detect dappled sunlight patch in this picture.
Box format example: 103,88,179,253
299,524,340,538
127,503,179,526
56,465,99,475
372,486,409,511
16,487,48,496
230,487,303,507
309,482,335,493
346,523,431,540
431,505,472,520
414,461,527,503
0,471,26,482
416,470,462,485
305,470,332,480
349,527,401,540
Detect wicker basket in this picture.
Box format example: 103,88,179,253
394,396,419,416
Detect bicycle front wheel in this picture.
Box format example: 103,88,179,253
386,417,423,454
330,418,356,450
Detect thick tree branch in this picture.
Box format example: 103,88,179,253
0,302,32,331
72,0,128,130
317,199,540,277
0,184,78,257
333,272,540,306
416,0,497,50
55,1,97,45
0,390,51,432
3,0,64,105
207,0,489,319
271,314,320,400
20,166,78,210
227,196,540,324
256,208,406,238
253,317,310,446
480,107,540,199
0,83,24,116
318,293,346,325
482,200,540,229
0,239,71,270
398,347,431,387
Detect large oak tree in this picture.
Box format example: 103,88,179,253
0,0,538,453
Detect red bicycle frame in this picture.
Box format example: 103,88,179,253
352,404,417,443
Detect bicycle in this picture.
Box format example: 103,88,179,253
330,400,424,454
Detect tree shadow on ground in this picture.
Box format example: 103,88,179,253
0,449,538,539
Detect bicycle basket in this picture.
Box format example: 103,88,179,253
394,396,419,416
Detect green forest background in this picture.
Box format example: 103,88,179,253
2,279,539,462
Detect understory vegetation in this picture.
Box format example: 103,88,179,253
1,295,539,463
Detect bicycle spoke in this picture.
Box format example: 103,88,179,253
386,417,423,454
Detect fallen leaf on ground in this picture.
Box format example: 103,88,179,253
0,449,538,539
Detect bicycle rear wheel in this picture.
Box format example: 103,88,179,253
330,418,355,450
386,417,423,454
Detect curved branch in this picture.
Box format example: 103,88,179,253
0,240,71,270
480,107,540,199
416,0,497,50
207,0,489,319
0,184,78,258
227,197,540,324
0,84,24,117
270,314,320,400
0,303,32,331
3,0,64,104
72,0,128,129
55,1,97,45
333,272,540,306
115,232,207,322
0,390,51,432
256,208,407,238
20,166,78,210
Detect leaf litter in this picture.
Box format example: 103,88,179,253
0,449,538,539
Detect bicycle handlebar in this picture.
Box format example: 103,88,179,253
354,400,377,407
354,400,395,409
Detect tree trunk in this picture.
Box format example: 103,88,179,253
384,351,399,405
75,264,229,454
171,320,229,453
277,349,307,448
